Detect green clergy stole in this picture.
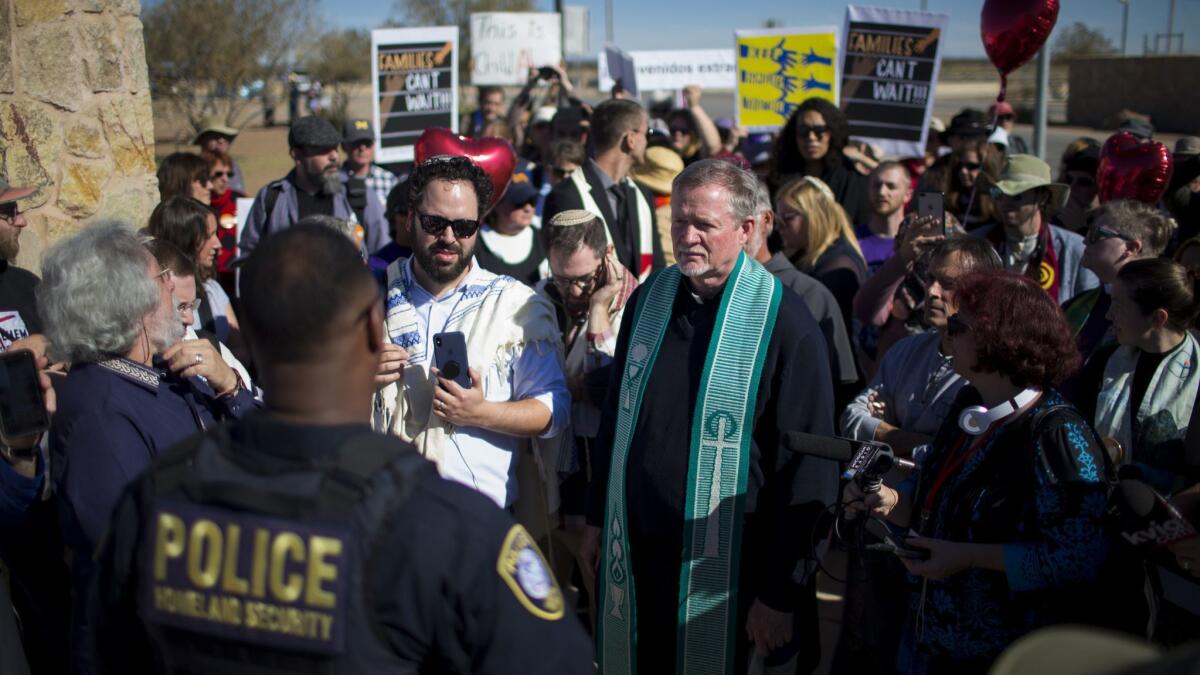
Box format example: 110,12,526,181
597,251,782,675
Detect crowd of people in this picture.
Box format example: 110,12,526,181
2,61,1200,675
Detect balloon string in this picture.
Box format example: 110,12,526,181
997,71,1007,103
962,98,1004,226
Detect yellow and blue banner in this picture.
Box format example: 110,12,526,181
735,27,839,132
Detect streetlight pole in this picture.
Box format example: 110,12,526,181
1119,0,1129,55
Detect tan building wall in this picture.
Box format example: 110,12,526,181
1067,56,1200,135
0,0,158,270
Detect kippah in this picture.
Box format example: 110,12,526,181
548,209,598,227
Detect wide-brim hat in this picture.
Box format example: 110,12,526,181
190,117,239,145
631,146,685,195
986,153,1070,214
990,627,1162,675
0,176,36,205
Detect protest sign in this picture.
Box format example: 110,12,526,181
371,27,458,164
735,27,839,132
841,6,948,158
604,44,639,97
470,12,562,86
597,49,735,92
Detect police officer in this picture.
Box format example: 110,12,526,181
91,225,593,674
239,117,390,258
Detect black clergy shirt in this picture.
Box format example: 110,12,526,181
588,273,839,670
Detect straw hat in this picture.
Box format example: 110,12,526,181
631,146,684,195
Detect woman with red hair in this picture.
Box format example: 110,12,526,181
845,272,1132,674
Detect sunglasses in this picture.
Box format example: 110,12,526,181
959,161,982,171
552,166,575,179
1085,225,1135,245
210,171,232,179
415,212,479,238
670,126,692,136
989,186,1039,203
796,124,828,139
946,313,971,337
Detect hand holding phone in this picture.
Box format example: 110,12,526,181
432,331,471,390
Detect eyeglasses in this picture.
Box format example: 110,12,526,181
959,161,982,171
0,204,18,223
946,313,971,337
154,267,174,283
997,114,1015,122
670,126,692,136
552,265,603,291
177,297,203,314
1085,225,1135,245
797,124,828,139
210,171,232,179
415,212,480,238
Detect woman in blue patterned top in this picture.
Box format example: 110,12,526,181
845,271,1127,674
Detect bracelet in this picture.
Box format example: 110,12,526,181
216,372,244,399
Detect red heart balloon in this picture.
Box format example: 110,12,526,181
413,128,516,213
981,0,1059,99
1097,132,1174,205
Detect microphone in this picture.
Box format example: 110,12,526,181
1111,479,1198,549
783,432,917,473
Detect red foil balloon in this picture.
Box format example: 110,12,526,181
981,0,1059,100
413,128,516,213
1097,131,1174,205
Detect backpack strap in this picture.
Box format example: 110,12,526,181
262,181,285,238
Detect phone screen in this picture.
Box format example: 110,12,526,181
916,191,946,235
0,349,49,439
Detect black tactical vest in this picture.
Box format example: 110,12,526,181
133,425,427,674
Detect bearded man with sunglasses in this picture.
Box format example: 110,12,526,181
973,154,1098,305
373,156,570,517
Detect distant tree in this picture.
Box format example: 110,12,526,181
143,0,317,136
763,18,782,29
1053,22,1118,58
388,0,535,85
301,29,371,130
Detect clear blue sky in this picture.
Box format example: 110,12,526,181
322,0,1199,57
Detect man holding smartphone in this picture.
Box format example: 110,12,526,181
373,155,569,514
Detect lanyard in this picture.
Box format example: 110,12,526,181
920,419,1010,523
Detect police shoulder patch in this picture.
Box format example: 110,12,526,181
496,524,564,621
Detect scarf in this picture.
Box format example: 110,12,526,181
989,221,1061,301
597,252,781,675
1095,332,1200,491
372,258,568,504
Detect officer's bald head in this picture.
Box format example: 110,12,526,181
240,225,380,363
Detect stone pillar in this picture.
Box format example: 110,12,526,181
0,0,158,269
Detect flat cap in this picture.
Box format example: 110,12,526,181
288,116,341,149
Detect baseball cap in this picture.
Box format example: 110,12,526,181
288,116,341,150
989,101,1015,117
342,118,374,144
1174,136,1200,158
1118,118,1155,140
503,174,538,205
0,175,36,205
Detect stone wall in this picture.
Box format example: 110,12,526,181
0,0,158,270
1067,56,1200,135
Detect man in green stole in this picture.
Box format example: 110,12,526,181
582,160,840,674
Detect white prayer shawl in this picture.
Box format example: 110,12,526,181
1095,331,1200,462
372,258,568,512
567,167,655,281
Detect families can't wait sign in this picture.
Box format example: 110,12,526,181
371,27,459,164
841,6,948,158
735,27,839,132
